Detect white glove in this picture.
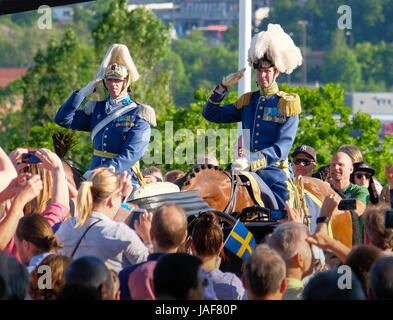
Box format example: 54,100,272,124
78,79,102,98
231,157,250,173
221,68,246,88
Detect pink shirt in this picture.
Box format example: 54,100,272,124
128,260,157,300
6,202,69,261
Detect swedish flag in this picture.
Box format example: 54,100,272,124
224,220,255,260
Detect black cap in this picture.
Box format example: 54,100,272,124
353,161,375,176
253,54,275,69
291,145,317,162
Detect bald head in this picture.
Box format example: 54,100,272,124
330,152,353,189
151,203,188,251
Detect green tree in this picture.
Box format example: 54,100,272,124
321,31,362,91
282,82,393,183
171,30,238,107
143,88,238,173
0,29,96,168
223,21,239,51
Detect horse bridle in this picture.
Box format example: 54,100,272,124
222,170,248,214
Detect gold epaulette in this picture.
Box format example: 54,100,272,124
135,103,157,127
234,90,258,109
276,91,302,117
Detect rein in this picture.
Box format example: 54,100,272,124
223,171,248,214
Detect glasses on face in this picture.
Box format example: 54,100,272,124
356,172,372,180
293,158,314,166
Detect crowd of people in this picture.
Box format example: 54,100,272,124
0,24,393,301
0,142,392,301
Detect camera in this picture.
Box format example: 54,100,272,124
128,208,146,230
338,199,357,211
21,151,42,164
385,210,393,229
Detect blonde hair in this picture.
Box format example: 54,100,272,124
338,144,363,164
75,168,122,228
21,164,52,214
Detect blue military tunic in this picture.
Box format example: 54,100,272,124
54,91,155,188
202,82,300,209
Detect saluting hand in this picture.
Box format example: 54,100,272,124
78,78,102,98
220,68,246,89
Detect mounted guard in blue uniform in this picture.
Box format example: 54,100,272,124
202,24,303,209
55,44,156,190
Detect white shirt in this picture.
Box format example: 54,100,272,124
27,252,53,274
55,211,148,273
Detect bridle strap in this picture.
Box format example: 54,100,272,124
223,171,247,214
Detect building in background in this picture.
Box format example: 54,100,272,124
345,92,393,136
127,0,271,39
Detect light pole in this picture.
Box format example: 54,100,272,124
238,0,252,146
298,20,308,85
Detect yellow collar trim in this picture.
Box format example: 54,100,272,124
260,82,279,96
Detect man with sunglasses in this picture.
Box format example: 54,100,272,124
291,145,317,178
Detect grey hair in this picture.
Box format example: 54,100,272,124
265,222,310,265
243,244,286,297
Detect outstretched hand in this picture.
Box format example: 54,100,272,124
16,174,43,204
134,209,152,245
119,171,133,202
35,148,63,171
320,193,341,218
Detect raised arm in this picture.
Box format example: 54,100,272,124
0,175,42,250
306,194,351,263
0,146,17,192
35,149,70,211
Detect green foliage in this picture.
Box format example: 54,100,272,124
281,83,393,183
142,89,238,173
171,30,238,107
322,31,363,91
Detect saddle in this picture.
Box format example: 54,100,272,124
238,171,279,210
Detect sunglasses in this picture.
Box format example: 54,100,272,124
293,158,314,166
355,172,372,180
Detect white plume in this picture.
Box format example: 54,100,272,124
96,44,140,83
248,24,303,74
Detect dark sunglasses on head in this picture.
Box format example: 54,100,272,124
356,172,372,180
293,158,314,166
